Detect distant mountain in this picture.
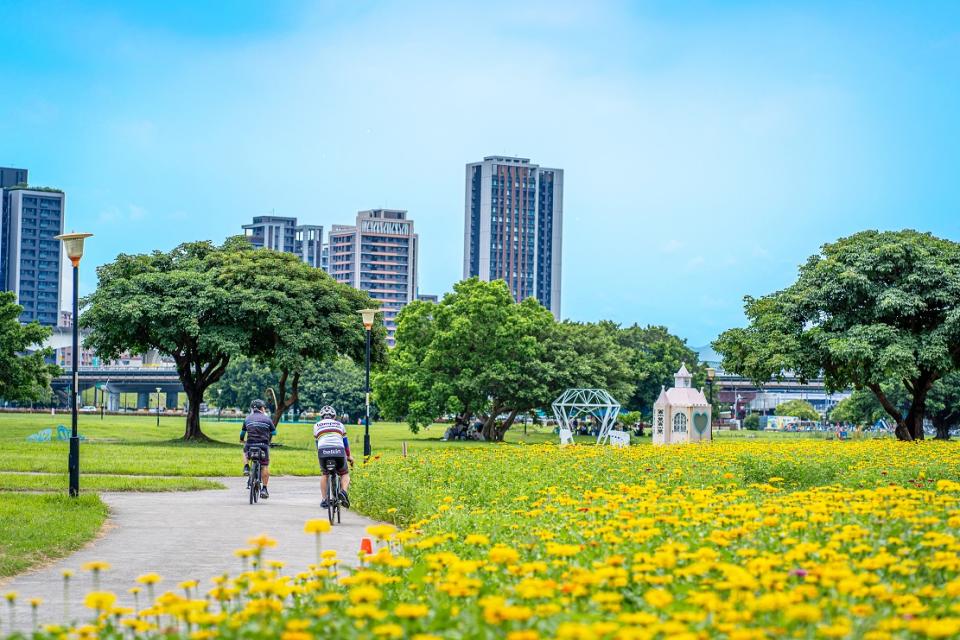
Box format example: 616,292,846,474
693,344,722,365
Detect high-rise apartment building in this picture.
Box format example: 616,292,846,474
0,185,65,326
241,215,324,268
463,156,563,317
329,209,418,346
0,167,28,189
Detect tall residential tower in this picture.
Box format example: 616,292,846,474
329,209,418,346
463,156,563,317
241,215,325,270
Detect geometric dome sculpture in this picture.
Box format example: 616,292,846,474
551,388,622,445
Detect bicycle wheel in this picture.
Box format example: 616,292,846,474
250,462,259,504
334,474,342,523
326,472,336,524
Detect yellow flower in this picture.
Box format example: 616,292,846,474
644,588,673,608
394,603,430,619
3,592,16,602
247,534,278,549
29,597,42,607
366,524,398,540
465,534,490,546
84,591,117,611
305,519,332,534
373,623,404,639
136,573,162,585
488,546,521,564
62,570,74,579
178,580,199,589
81,560,111,572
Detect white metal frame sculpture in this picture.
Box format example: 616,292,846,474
551,388,622,445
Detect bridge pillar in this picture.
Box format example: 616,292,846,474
137,392,150,410
108,392,120,412
166,392,179,410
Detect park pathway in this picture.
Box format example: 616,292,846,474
3,476,377,634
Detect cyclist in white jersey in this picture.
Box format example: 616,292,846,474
313,405,354,508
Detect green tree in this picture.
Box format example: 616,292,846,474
0,292,60,403
83,238,381,440
299,356,373,422
828,391,885,427
213,245,384,426
926,373,960,440
774,399,819,421
608,323,703,414
376,279,634,441
208,357,278,412
714,230,960,441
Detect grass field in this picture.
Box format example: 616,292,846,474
0,493,108,578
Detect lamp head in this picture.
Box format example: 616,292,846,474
359,308,379,330
706,367,716,380
54,232,93,267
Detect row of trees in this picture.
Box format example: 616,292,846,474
715,230,960,440
209,356,375,422
82,238,386,439
374,278,704,441
0,292,60,404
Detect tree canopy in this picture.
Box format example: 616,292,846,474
714,230,960,441
374,278,634,440
0,291,60,404
83,238,382,439
774,399,819,421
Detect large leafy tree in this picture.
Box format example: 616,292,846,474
299,356,374,422
376,278,633,441
0,292,60,403
213,245,384,426
714,230,960,441
208,357,278,412
83,238,381,440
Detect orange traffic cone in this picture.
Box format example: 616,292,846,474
360,537,373,555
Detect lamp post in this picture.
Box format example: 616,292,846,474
54,232,93,498
706,367,716,429
156,387,162,428
359,308,378,459
217,389,222,422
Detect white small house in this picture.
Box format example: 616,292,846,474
652,363,712,445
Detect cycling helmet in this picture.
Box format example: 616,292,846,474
250,399,267,411
319,405,337,419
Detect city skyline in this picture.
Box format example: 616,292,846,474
2,2,959,346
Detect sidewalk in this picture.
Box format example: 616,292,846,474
2,476,375,633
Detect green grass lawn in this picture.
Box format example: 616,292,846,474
0,493,108,578
0,473,224,492
0,413,604,476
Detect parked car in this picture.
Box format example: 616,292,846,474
79,405,97,412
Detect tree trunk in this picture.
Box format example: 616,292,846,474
932,417,951,440
494,409,520,441
270,369,301,426
867,382,912,441
182,386,208,441
480,407,501,441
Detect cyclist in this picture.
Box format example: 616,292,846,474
241,399,275,499
313,405,353,508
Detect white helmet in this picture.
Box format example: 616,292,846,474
319,405,337,419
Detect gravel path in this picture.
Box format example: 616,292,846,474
2,476,376,633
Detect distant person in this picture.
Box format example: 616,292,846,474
314,405,354,508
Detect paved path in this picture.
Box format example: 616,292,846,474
3,477,376,633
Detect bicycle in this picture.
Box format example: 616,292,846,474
321,457,342,524
247,447,267,505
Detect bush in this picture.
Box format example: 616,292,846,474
744,413,760,430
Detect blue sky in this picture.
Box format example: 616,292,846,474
1,1,958,346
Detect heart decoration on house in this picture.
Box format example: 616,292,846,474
693,412,709,435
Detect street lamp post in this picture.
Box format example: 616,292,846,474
359,308,378,459
54,232,93,498
217,389,223,422
706,367,716,429
156,387,162,428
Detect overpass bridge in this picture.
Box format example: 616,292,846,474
713,373,851,414
51,366,184,410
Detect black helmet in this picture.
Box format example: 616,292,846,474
251,399,267,411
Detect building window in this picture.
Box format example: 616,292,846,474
673,413,687,433
656,409,664,434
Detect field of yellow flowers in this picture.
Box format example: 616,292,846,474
10,439,960,639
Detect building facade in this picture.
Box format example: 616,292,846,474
0,186,65,326
463,156,563,317
328,209,418,346
0,167,28,189
242,215,325,268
